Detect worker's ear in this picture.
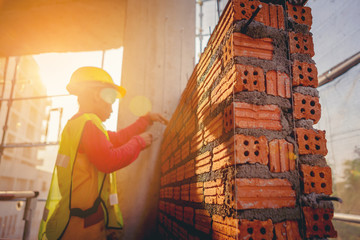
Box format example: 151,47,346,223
93,88,104,103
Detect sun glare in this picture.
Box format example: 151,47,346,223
33,48,124,132
129,95,152,117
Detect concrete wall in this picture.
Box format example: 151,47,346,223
116,1,195,239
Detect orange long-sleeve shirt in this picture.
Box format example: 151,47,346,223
77,115,152,173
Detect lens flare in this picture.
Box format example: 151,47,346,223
129,95,152,116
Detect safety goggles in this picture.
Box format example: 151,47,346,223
100,88,118,104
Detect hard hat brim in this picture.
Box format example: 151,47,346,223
67,81,126,98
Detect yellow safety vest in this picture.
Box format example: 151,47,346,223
38,113,123,240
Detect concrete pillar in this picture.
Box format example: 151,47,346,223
116,1,195,239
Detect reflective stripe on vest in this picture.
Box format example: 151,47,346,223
38,113,123,240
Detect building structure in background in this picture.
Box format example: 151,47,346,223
0,56,52,239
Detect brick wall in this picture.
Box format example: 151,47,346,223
158,0,337,239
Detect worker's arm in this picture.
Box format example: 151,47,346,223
79,121,148,173
108,112,168,147
108,115,152,147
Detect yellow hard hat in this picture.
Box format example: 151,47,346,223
67,66,126,98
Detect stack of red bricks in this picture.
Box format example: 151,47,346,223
158,0,337,239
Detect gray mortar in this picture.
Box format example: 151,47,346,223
234,56,291,75
234,91,291,108
235,128,288,141
293,86,319,97
291,53,315,64
295,119,314,129
236,164,300,191
299,155,328,167
287,19,310,34
236,207,301,222
300,193,335,209
234,21,291,75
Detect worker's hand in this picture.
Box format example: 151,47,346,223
139,132,153,148
146,112,169,125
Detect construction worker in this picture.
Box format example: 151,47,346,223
38,66,168,240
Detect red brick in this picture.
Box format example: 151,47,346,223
164,201,170,215
174,149,181,165
191,130,204,153
286,3,312,29
222,34,234,67
195,209,211,234
169,169,177,184
165,187,173,199
177,165,185,182
234,0,262,21
300,164,332,195
190,182,204,203
161,159,169,174
197,45,213,79
161,144,172,163
234,64,265,93
181,183,190,201
195,151,211,175
210,0,234,52
158,225,166,238
172,221,187,240
187,114,196,134
234,0,285,30
204,179,224,204
235,178,296,209
197,99,212,126
266,70,291,98
211,67,236,110
233,33,274,60
292,60,318,87
197,94,211,125
184,159,195,179
269,3,285,30
235,134,269,165
302,207,337,238
169,203,176,217
159,201,165,212
274,220,301,240
175,205,183,221
191,89,203,112
158,212,165,224
189,235,200,240
289,32,314,57
212,231,234,240
203,113,223,144
200,58,222,96
224,102,282,133
293,93,321,123
179,130,186,147
212,215,239,239
224,104,234,133
169,156,175,169
212,137,235,171
269,139,296,173
173,186,180,200
160,176,165,187
296,128,328,156
184,207,194,225
238,219,274,240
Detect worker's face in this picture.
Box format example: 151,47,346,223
95,88,118,121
